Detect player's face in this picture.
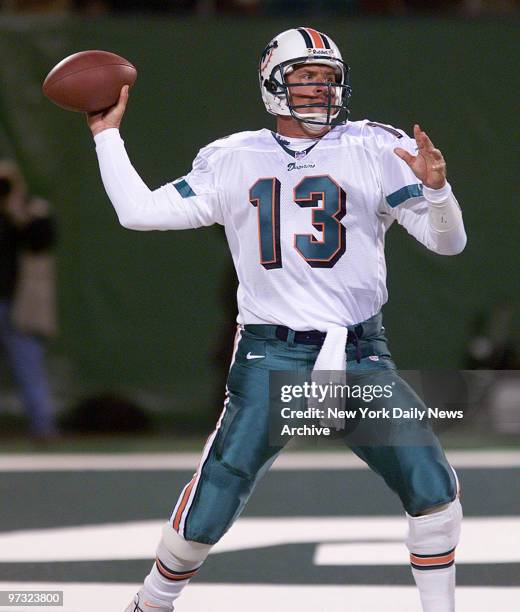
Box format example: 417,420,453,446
285,64,339,115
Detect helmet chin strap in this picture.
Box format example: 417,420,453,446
294,108,338,134
299,120,331,135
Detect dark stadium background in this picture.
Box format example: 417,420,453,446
0,8,519,612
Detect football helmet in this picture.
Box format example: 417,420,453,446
259,27,351,129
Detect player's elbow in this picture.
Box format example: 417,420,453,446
450,233,467,255
431,232,467,256
117,212,151,231
426,222,467,256
446,230,467,255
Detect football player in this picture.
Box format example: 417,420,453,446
87,27,466,612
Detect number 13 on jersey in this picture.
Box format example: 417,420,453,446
249,175,346,269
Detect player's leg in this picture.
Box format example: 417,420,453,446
126,326,300,611
406,491,462,612
0,300,55,437
345,364,461,612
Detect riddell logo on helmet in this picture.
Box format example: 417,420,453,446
309,49,333,55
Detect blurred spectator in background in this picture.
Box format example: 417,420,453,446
463,0,519,14
260,0,358,15
1,0,518,14
212,0,519,15
71,0,196,14
214,0,260,13
359,0,406,14
466,298,520,370
397,0,461,13
465,298,520,370
464,299,520,435
70,0,108,14
0,0,71,12
0,159,58,441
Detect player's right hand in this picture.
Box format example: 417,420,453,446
86,85,129,137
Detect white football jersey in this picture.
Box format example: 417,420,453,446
173,120,431,330
95,120,465,331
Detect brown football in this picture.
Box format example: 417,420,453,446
42,50,137,113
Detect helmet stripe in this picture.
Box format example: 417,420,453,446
297,28,313,48
320,33,332,49
305,28,325,49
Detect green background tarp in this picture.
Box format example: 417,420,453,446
0,16,518,416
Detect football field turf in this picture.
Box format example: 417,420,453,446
1,450,519,611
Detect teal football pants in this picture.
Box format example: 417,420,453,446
171,312,457,545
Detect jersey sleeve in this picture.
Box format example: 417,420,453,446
371,124,466,255
378,130,424,209
94,129,223,231
169,144,224,227
374,128,429,245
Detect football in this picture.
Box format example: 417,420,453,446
42,50,137,113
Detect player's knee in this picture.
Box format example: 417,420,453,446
181,460,255,545
404,463,458,517
416,501,451,515
405,497,462,555
406,489,454,517
160,523,213,565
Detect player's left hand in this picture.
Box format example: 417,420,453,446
394,124,447,190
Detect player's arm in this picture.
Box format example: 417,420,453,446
87,86,221,231
381,125,466,255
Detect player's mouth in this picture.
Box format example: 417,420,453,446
294,96,329,106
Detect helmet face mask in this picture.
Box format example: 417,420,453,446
267,56,351,127
259,28,352,129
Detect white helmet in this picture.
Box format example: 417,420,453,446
259,27,351,128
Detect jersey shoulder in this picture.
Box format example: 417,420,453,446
337,119,411,150
202,129,276,154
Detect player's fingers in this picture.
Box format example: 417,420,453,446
431,159,446,172
394,147,415,165
422,133,435,150
428,147,446,171
415,125,435,151
85,109,105,127
413,123,424,146
115,85,129,111
414,125,427,151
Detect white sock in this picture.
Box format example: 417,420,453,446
143,562,194,607
406,497,462,612
142,523,212,607
411,563,456,611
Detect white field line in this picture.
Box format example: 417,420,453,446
0,583,518,612
0,449,520,471
1,516,519,563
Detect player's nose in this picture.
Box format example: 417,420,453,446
313,83,327,97
312,83,329,100
313,78,332,93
